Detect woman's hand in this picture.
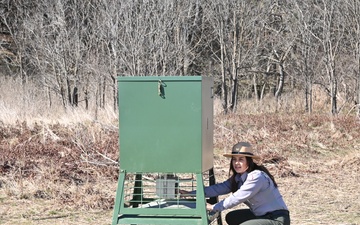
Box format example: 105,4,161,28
178,189,190,198
206,203,214,211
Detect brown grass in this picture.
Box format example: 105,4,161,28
1,78,360,224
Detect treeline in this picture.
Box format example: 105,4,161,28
1,0,359,115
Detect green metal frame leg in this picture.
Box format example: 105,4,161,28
112,171,126,225
209,168,222,225
195,173,210,225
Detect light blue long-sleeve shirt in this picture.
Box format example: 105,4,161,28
198,170,288,216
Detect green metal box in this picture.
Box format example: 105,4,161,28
118,76,214,173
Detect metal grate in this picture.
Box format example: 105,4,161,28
122,171,215,209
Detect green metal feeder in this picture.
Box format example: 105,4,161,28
112,76,222,225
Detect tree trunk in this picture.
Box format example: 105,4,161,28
358,42,360,117
329,61,338,115
260,82,266,100
47,86,52,107
102,76,106,108
72,87,78,107
331,76,338,115
220,20,228,114
253,74,259,100
111,75,117,112
274,64,285,100
229,12,238,113
66,78,72,106
309,83,313,114
305,74,313,114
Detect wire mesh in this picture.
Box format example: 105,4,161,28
122,171,215,209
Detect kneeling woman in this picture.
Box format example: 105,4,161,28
180,142,290,225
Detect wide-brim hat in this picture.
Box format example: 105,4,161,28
223,142,260,160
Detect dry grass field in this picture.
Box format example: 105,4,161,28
0,80,360,224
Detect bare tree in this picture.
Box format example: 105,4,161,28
343,0,360,117
1,0,359,118
289,0,323,113
259,2,298,106
204,0,270,113
303,0,344,115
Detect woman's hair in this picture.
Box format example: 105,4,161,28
229,157,277,192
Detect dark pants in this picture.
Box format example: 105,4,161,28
225,209,290,225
